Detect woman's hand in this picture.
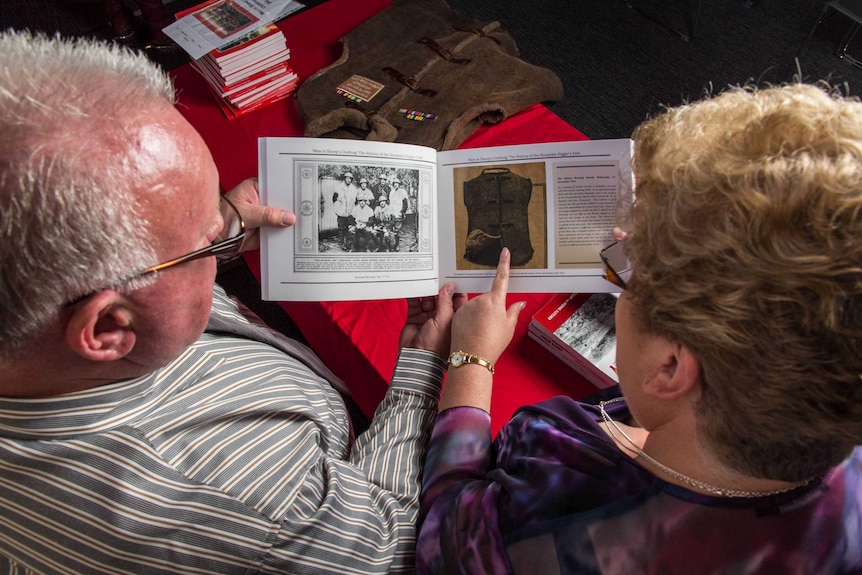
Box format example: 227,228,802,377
438,248,525,412
224,178,296,252
449,248,524,364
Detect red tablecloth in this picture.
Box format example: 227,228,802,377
172,0,598,435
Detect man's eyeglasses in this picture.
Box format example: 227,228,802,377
66,196,246,305
599,241,632,290
143,195,246,274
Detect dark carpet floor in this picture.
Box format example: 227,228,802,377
444,0,862,139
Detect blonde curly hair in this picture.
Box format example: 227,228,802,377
626,83,862,481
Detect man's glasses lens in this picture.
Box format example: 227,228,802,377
217,197,244,246
600,241,631,290
146,196,246,271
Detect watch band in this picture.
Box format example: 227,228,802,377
447,351,495,374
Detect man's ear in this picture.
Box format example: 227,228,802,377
645,340,701,400
65,291,137,361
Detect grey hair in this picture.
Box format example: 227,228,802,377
0,30,177,361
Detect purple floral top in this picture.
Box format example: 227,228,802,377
417,395,862,575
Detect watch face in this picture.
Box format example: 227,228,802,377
450,352,466,367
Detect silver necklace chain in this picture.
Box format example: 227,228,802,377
598,397,810,498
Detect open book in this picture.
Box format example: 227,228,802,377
258,137,633,301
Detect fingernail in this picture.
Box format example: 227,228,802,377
502,247,510,257
518,301,526,311
445,284,454,295
282,212,296,226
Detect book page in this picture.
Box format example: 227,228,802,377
259,137,440,301
436,139,633,294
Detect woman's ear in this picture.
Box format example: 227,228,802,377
65,291,137,361
645,340,701,400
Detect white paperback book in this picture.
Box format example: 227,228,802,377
258,137,634,301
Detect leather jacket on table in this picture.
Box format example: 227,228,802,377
295,0,564,151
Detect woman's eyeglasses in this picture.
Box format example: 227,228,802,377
599,241,631,290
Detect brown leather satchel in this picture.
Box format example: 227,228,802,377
295,0,564,150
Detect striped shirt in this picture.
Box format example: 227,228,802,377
0,286,446,574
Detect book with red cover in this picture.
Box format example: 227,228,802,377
226,65,296,101
195,58,294,94
528,293,619,389
230,74,297,106
214,42,288,75
178,1,297,119
215,48,291,85
205,25,285,67
209,80,295,120
192,56,292,91
173,0,286,69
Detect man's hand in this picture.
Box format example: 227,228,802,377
400,283,467,357
224,178,296,252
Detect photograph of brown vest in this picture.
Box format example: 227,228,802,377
463,168,534,267
295,0,564,150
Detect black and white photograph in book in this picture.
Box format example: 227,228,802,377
554,292,617,365
313,164,421,253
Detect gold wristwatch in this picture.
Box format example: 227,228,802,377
447,351,495,374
